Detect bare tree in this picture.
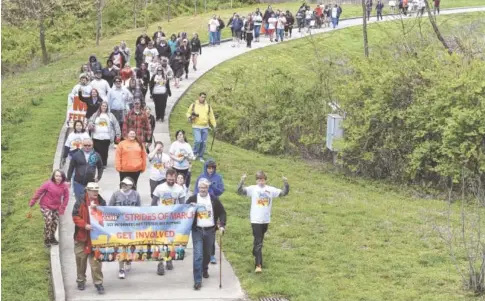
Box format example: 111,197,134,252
362,0,369,57
95,0,102,46
2,0,60,64
424,0,452,55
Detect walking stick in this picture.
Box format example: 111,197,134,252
210,128,216,151
219,231,223,288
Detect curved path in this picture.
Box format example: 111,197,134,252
56,7,485,301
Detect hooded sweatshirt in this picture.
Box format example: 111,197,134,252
89,55,103,73
193,160,225,197
29,181,70,213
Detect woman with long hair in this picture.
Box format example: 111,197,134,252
88,101,121,167
170,49,185,88
28,169,69,248
149,67,171,122
190,33,202,71
136,62,150,99
169,130,195,186
63,120,90,162
79,88,104,119
115,129,147,189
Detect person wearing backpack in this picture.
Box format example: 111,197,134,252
185,92,216,162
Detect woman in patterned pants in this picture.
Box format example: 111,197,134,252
28,170,70,248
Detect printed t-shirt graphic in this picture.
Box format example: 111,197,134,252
196,194,215,227
153,183,186,205
246,185,282,224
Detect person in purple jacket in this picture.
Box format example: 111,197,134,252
28,169,70,248
193,159,225,264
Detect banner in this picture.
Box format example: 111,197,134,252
89,205,196,262
66,95,88,127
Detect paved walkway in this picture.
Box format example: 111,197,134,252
58,7,485,301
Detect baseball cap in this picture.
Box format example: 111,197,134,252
86,182,100,191
121,178,134,186
79,73,89,80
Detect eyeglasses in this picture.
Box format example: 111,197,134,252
115,81,121,83
84,144,93,147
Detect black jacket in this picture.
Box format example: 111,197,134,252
67,150,104,185
149,74,172,96
136,69,151,91
78,90,104,118
157,43,172,59
190,38,202,55
186,194,226,229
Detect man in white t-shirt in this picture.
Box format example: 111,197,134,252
151,169,186,206
186,178,226,290
275,12,286,42
143,41,159,64
207,15,220,46
237,170,289,273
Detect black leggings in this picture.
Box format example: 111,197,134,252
252,223,269,267
152,93,168,120
184,62,189,77
246,33,253,47
93,139,110,166
119,171,141,189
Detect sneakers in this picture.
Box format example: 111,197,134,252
210,255,217,264
119,269,126,279
203,271,209,278
125,261,131,272
44,242,51,248
50,238,59,245
77,282,85,291
157,261,165,275
199,158,205,163
194,282,202,290
255,265,262,273
95,284,105,295
185,74,188,79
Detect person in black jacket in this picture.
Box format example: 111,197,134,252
136,63,150,98
78,88,104,119
149,67,171,121
244,15,254,48
186,178,226,290
179,40,191,79
67,138,104,202
285,11,295,38
136,30,151,47
157,36,172,59
152,26,165,42
135,38,147,68
216,16,225,45
190,33,202,71
101,59,119,87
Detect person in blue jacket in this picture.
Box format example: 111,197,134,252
193,159,225,263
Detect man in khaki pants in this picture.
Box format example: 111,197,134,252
72,182,106,294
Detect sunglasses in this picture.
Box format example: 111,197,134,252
115,81,122,83
84,144,93,147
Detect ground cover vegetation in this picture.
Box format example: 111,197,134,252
169,11,485,301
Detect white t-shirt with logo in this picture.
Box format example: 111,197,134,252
208,19,220,32
268,17,277,30
149,153,171,181
92,113,111,140
143,48,159,64
64,132,90,152
246,185,282,224
277,17,286,29
152,183,186,205
169,141,194,170
196,194,215,228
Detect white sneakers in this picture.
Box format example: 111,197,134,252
119,269,126,279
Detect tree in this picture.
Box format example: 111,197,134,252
2,0,61,64
424,0,452,55
95,0,103,46
361,0,369,58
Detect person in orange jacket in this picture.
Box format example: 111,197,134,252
115,129,147,189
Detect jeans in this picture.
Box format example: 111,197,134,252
254,25,261,38
209,31,217,45
192,227,215,284
192,127,209,158
332,17,338,28
216,31,221,44
73,181,86,202
276,28,284,41
252,223,269,267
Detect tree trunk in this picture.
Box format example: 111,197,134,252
194,0,197,15
39,8,49,64
134,0,137,28
204,0,207,13
167,0,171,22
362,0,369,58
96,0,102,46
424,0,452,55
144,0,148,30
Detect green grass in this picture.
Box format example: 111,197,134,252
169,12,485,301
1,1,483,300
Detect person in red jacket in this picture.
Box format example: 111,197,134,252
28,169,69,248
72,182,106,294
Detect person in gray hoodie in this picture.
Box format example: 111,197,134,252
109,177,141,279
107,76,133,132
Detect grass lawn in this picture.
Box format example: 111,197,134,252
1,1,483,300
168,12,485,301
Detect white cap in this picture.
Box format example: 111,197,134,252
86,182,100,191
121,178,134,186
